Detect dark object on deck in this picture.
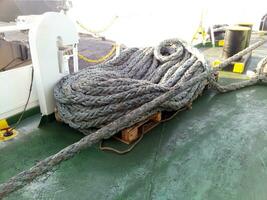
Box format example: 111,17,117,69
3,130,13,137
260,13,267,31
217,40,267,71
237,23,253,47
222,26,251,59
208,24,228,41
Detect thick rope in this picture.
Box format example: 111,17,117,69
0,71,209,198
0,39,266,199
215,39,266,70
210,40,267,92
54,39,209,134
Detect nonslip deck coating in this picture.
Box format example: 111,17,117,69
1,35,267,200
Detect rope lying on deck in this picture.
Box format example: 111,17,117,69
210,40,267,92
0,38,266,199
54,39,210,134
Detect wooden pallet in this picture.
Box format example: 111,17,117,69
55,105,188,145
114,112,162,144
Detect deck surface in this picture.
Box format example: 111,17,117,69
1,35,267,200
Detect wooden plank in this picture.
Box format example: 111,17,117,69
114,112,161,144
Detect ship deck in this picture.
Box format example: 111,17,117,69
1,35,267,200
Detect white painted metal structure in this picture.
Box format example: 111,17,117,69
29,12,79,115
0,12,79,118
0,65,38,119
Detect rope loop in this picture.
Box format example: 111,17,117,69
154,38,185,62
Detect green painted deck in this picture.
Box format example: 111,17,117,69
1,36,267,200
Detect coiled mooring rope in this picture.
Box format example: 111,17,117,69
54,39,210,134
0,38,266,198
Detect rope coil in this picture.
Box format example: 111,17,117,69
54,39,210,134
